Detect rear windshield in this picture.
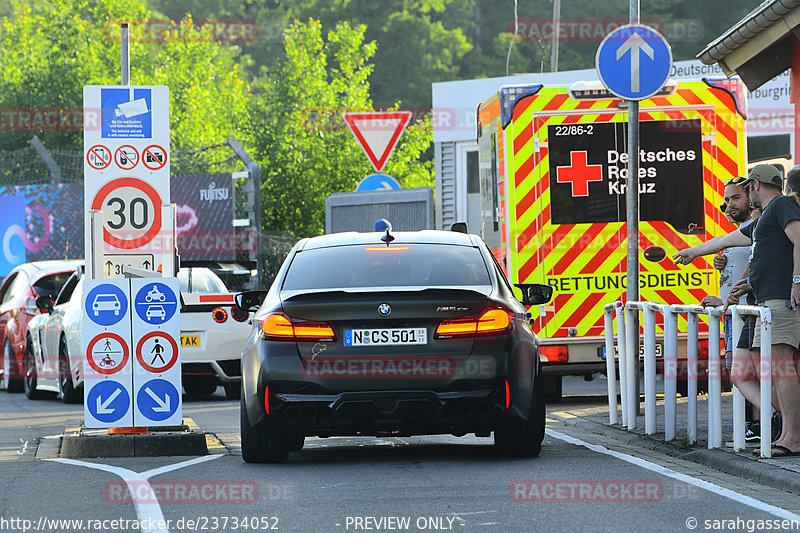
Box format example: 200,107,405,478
282,244,492,290
33,272,73,299
178,268,228,293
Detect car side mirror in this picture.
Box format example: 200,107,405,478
234,290,268,311
35,294,53,314
514,283,553,306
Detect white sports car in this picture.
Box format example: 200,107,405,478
23,267,253,402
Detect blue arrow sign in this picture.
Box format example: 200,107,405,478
84,283,128,327
596,24,672,101
86,381,129,423
134,282,178,324
356,173,401,192
137,378,179,422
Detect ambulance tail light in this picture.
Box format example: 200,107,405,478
539,345,569,362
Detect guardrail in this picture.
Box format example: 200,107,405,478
602,301,775,458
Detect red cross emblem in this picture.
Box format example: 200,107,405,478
556,151,603,197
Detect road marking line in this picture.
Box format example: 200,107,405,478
47,454,223,533
547,428,800,521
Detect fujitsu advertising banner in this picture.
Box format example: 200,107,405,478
171,174,236,260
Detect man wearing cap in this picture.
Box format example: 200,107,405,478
673,164,800,457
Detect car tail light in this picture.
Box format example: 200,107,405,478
505,380,510,409
231,306,249,322
435,309,513,338
260,313,335,341
212,307,228,323
477,309,511,333
540,344,569,362
264,385,270,415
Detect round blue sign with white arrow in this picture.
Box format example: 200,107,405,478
356,173,401,192
596,24,672,101
134,282,178,324
86,381,129,423
84,283,128,327
137,378,179,421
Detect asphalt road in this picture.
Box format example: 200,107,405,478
1,378,799,533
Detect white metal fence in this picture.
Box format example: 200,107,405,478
603,301,775,458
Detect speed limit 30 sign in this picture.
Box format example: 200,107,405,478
83,85,170,274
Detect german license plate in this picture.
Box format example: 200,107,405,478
602,343,663,359
344,328,427,346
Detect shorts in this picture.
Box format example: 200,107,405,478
752,299,800,349
736,315,756,351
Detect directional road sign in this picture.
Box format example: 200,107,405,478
596,24,672,101
136,378,180,422
86,378,131,425
343,112,412,172
83,278,133,428
131,277,181,426
356,173,401,192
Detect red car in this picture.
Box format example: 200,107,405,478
0,260,81,392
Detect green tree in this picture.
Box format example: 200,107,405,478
0,0,250,155
248,19,433,238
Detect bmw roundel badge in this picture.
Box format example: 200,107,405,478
378,303,391,316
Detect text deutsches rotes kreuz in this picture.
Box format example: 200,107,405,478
604,148,697,195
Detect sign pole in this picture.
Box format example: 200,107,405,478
626,0,641,412
121,23,129,85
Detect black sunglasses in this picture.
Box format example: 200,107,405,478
719,203,728,213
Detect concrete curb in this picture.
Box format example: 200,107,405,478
59,418,209,458
548,412,800,495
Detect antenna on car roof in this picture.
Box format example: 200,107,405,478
380,229,395,247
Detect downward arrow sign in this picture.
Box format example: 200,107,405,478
616,32,654,93
145,387,171,412
96,387,122,414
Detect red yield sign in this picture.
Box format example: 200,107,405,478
343,111,412,172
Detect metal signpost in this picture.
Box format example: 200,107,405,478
81,25,180,429
596,9,672,412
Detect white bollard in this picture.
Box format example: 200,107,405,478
663,306,678,441
617,305,628,428
730,306,746,451
759,307,773,459
643,305,657,435
708,308,722,449
603,304,619,425
625,305,638,430
686,312,698,445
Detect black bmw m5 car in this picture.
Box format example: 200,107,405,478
235,229,552,463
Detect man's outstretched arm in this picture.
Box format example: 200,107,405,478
673,231,751,265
